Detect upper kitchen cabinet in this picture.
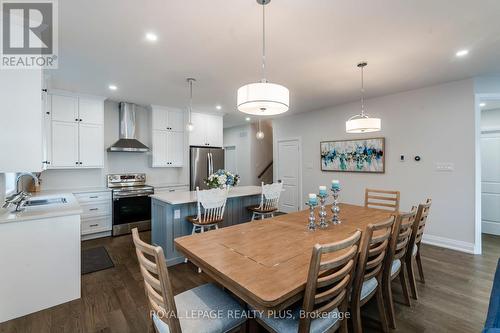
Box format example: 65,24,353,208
0,69,43,172
151,106,185,132
45,91,105,169
151,106,185,168
189,112,223,147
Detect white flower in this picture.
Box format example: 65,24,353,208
218,175,227,184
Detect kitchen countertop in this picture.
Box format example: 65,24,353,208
149,183,189,189
0,193,82,224
151,185,261,205
34,187,111,195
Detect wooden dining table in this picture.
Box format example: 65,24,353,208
174,203,394,312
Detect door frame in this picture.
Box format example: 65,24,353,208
475,92,500,254
274,137,302,212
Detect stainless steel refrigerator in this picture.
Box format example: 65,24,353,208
190,147,225,190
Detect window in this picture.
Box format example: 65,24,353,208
5,173,16,195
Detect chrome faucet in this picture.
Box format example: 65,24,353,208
2,173,39,212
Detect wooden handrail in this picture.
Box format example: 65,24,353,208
258,161,273,179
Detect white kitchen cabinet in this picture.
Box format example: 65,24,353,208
152,106,185,132
45,92,105,169
51,95,78,122
152,130,184,167
151,106,185,168
51,121,79,168
0,69,43,172
79,123,104,167
189,112,223,147
79,97,104,125
76,190,112,240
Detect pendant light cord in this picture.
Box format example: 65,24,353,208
188,79,193,123
360,65,365,117
261,3,266,82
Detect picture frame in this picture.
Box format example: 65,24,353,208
320,137,385,173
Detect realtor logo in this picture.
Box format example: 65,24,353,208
1,0,58,68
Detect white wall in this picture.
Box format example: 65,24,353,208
39,101,189,190
273,79,476,252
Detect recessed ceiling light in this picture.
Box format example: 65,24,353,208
216,105,222,110
145,32,158,42
455,49,469,57
245,117,251,121
480,102,486,107
108,84,117,91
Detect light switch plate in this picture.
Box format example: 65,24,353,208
174,209,181,219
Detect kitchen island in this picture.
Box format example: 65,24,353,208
151,185,261,266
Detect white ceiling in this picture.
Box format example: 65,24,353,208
49,0,500,127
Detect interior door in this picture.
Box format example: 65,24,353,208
51,121,79,168
224,146,237,175
481,131,500,235
277,139,300,213
79,123,104,167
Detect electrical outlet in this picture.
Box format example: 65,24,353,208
174,209,181,219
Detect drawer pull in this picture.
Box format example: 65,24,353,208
89,208,99,211
89,196,99,199
169,189,175,192
89,224,99,227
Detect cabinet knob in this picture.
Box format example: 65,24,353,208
75,118,79,122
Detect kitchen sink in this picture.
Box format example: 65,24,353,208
25,197,68,206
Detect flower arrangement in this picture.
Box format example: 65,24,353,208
205,169,240,189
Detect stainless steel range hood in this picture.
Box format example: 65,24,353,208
107,102,150,152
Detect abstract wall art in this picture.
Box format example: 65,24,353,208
320,137,385,173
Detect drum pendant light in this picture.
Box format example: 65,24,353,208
237,0,289,116
346,62,381,133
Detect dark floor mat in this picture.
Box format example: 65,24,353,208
274,211,287,216
82,246,114,275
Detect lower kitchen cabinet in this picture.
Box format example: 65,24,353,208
75,190,112,240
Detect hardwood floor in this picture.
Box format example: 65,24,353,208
1,233,498,333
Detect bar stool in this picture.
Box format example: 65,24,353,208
247,181,283,220
185,187,228,272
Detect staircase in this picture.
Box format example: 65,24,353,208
258,161,273,184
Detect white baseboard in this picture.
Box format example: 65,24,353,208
421,234,475,254
482,221,500,236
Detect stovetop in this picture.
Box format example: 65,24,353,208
107,173,154,193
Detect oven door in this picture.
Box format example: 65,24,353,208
112,194,151,236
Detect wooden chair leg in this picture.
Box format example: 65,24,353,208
375,287,389,333
406,257,419,300
339,298,348,333
416,250,425,283
351,303,362,333
382,277,396,329
399,262,412,306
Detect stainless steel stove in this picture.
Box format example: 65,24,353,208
107,173,154,236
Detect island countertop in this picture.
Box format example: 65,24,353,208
151,185,261,205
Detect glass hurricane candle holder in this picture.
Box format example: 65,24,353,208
330,187,341,225
305,202,318,231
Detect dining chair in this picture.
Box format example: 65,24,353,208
186,187,228,233
131,228,247,333
381,209,417,329
405,199,432,300
364,189,400,212
255,230,362,333
247,181,283,220
350,217,395,333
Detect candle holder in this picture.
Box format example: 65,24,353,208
318,193,328,228
305,202,318,230
330,187,341,225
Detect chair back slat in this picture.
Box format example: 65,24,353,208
365,189,400,212
298,230,362,333
196,187,228,224
351,217,394,305
132,229,182,333
260,182,283,211
410,199,432,248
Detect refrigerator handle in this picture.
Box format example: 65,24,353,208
210,153,214,175
208,153,212,176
